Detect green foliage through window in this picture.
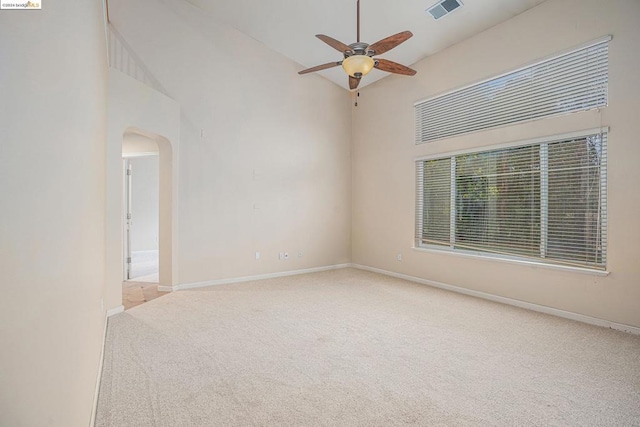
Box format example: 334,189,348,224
416,133,607,269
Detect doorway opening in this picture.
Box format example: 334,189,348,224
122,132,164,309
124,155,159,281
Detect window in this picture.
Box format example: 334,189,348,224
415,132,607,270
414,37,610,143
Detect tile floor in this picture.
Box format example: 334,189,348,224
122,281,166,310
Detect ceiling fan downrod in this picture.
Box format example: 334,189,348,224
357,0,361,43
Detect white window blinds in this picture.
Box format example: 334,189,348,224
415,132,607,270
415,37,610,144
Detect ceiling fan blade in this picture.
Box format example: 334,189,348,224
375,58,417,76
349,76,361,90
368,31,413,55
316,34,352,53
298,61,342,75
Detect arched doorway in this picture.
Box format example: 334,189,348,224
122,133,160,308
120,129,174,309
106,69,180,314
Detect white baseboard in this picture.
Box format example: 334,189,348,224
352,264,640,335
90,306,115,427
106,305,124,317
169,263,353,292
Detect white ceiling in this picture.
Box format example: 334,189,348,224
183,0,547,91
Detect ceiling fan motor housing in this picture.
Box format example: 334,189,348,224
344,42,375,58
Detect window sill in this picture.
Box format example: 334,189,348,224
411,245,610,277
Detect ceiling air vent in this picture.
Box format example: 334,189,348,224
427,0,463,20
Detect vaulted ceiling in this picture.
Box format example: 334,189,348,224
183,0,547,90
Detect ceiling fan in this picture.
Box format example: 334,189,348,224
298,0,417,90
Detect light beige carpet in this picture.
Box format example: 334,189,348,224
96,268,640,426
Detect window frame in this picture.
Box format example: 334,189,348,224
414,128,609,274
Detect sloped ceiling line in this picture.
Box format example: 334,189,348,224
177,0,547,91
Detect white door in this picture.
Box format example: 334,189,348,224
123,155,160,281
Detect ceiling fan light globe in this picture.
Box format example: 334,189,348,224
342,55,375,78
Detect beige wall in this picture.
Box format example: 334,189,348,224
109,0,352,286
0,1,108,426
352,0,640,328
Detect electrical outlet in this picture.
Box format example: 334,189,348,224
284,252,289,259
279,252,284,260
397,253,402,261
255,251,260,260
